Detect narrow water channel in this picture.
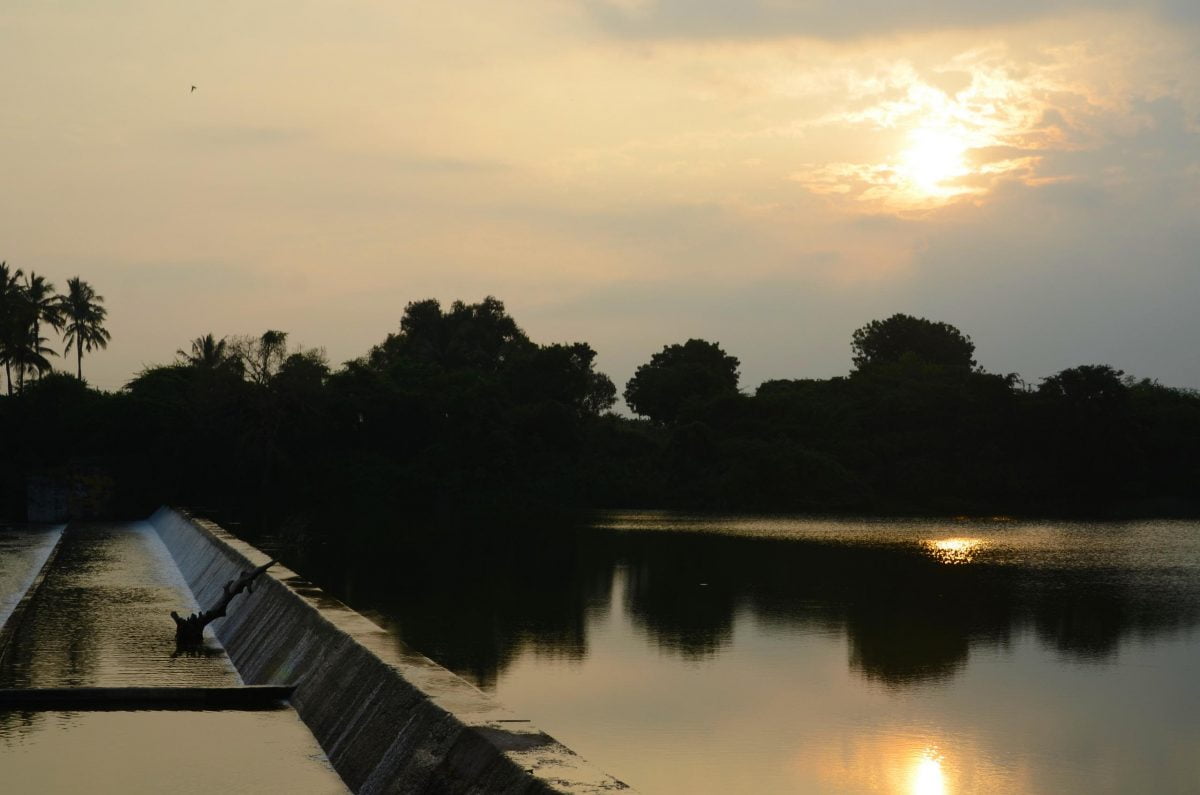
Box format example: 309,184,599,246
0,522,345,794
0,522,237,688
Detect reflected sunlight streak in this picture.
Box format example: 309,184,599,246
923,538,983,565
912,749,948,795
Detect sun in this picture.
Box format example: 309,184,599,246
792,53,1059,210
896,125,970,196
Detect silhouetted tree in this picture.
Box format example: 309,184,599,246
506,342,617,417
1037,364,1128,407
275,348,330,391
1033,364,1138,503
624,339,740,424
59,276,111,381
15,272,62,389
0,262,25,395
851,314,976,371
231,330,289,385
369,296,531,374
7,334,55,390
6,291,1200,522
178,333,242,376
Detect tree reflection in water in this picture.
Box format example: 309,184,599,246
242,514,1200,691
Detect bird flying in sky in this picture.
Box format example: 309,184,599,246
190,85,197,93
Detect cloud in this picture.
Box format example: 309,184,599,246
518,71,1200,393
4,0,1198,397
879,100,1200,386
582,0,1193,39
780,29,1200,211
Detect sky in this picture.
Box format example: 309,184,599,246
1,1,1198,395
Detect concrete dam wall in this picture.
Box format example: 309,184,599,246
148,507,630,794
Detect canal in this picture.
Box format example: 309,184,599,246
0,522,346,793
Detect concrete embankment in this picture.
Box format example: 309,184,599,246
0,525,64,646
149,506,631,795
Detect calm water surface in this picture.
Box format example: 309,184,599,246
0,710,346,793
0,523,341,792
250,512,1200,794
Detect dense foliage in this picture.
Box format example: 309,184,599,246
2,298,1199,526
0,264,109,391
851,313,977,372
623,339,740,424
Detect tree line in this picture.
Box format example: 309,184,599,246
604,313,1200,515
0,262,110,393
1,295,1198,526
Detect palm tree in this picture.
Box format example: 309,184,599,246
8,333,56,388
178,333,241,374
18,272,62,388
59,276,111,381
0,261,25,395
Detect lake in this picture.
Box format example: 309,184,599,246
248,511,1200,793
15,512,1197,793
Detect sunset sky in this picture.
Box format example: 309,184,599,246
2,1,1198,394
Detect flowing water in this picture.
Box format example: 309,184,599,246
248,512,1200,794
0,523,343,792
0,522,239,688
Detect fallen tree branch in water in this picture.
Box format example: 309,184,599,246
171,560,276,646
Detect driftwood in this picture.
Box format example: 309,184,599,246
171,560,277,646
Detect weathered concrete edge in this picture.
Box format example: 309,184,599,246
149,506,633,795
0,524,67,668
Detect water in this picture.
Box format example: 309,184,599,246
207,514,1200,792
0,709,346,793
0,522,349,793
0,522,239,688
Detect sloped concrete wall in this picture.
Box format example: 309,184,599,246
149,506,630,795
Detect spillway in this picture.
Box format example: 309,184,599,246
0,510,631,794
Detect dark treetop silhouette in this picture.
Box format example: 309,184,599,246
623,338,740,425
59,276,111,381
0,263,67,395
2,295,1199,523
851,312,977,371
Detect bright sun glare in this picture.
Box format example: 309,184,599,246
923,537,983,565
897,126,970,195
912,749,947,795
796,61,1052,209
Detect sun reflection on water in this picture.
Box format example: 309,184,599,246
923,537,983,565
912,748,947,795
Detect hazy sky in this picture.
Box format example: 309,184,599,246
2,1,1198,394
